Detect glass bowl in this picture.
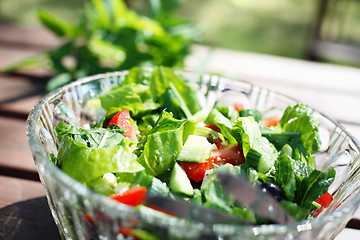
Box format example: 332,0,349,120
26,70,360,240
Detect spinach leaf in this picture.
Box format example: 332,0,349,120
280,200,309,221
137,111,196,176
202,169,234,213
275,154,297,201
262,131,306,155
295,168,336,209
239,109,262,122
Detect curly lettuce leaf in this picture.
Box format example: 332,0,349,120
58,135,144,183
56,121,127,149
55,123,143,183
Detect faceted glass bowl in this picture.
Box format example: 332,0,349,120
26,71,360,239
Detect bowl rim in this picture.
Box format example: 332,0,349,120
26,70,360,236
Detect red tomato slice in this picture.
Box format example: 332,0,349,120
109,186,147,207
313,192,333,217
234,102,245,112
181,144,245,182
180,161,210,182
263,115,281,127
107,110,137,140
204,124,221,133
209,144,245,167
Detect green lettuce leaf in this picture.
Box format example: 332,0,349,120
56,121,127,149
204,108,237,145
55,123,143,183
100,83,159,116
123,66,201,118
58,136,144,183
231,117,278,174
279,103,321,155
137,111,196,176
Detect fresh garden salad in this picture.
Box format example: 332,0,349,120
51,66,335,226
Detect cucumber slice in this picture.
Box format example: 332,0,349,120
169,162,193,196
177,135,212,162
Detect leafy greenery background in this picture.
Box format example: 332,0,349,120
2,0,360,58
1,0,360,90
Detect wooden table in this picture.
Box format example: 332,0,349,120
1,24,360,239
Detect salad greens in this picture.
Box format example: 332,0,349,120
52,66,335,225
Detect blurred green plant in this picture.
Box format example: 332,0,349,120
4,0,198,92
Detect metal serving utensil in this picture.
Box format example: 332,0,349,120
217,172,296,224
144,192,250,225
144,172,295,225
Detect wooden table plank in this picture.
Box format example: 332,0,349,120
0,74,44,118
0,25,57,78
0,24,59,49
0,117,38,179
0,175,61,240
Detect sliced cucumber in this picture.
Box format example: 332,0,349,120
177,135,212,162
169,162,193,196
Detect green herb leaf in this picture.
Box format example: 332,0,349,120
37,9,74,37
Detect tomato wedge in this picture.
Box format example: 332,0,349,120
234,102,245,112
209,144,245,166
106,110,137,140
109,186,147,207
313,192,333,217
180,161,210,182
263,115,281,127
181,144,245,182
